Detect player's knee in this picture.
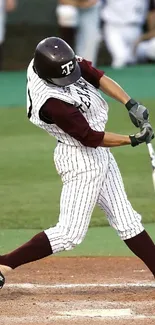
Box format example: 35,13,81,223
56,5,78,27
110,209,144,240
45,223,86,253
62,232,85,251
117,222,144,240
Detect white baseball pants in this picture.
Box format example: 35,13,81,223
45,144,144,253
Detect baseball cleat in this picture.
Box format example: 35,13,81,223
0,272,5,289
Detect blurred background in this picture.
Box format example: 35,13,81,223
0,0,155,70
0,0,155,254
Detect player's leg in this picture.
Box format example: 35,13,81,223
97,151,155,277
0,146,107,286
45,166,103,253
45,143,108,253
76,3,101,66
0,172,102,280
56,4,79,50
97,151,144,238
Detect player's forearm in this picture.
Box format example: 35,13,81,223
99,132,131,147
99,75,130,105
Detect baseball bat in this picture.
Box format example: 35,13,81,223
147,142,155,191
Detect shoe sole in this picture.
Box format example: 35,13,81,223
0,272,5,288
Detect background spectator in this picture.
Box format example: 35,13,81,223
0,0,16,70
135,0,155,63
100,0,149,68
56,0,101,66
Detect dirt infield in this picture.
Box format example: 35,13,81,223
1,257,155,325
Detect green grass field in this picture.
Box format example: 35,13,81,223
1,223,155,256
0,99,155,231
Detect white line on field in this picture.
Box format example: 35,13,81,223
5,281,155,290
1,314,155,323
61,308,132,317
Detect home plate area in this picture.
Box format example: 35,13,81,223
1,257,155,325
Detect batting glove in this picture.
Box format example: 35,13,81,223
125,98,149,128
129,122,154,147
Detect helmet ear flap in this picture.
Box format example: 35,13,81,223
45,77,55,85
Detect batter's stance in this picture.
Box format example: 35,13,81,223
0,37,155,288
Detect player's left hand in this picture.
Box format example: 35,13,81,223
129,122,154,147
125,98,149,128
141,122,154,144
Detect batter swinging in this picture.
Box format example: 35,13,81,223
0,37,155,288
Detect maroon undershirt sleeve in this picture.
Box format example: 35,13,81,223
78,58,104,88
40,99,104,148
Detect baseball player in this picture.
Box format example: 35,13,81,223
101,0,149,68
0,37,155,288
0,0,16,70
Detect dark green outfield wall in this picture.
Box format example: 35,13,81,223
0,65,155,108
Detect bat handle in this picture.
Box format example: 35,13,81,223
147,142,154,156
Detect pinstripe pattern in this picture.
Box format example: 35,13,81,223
27,60,108,146
45,145,144,253
97,151,144,240
45,144,107,253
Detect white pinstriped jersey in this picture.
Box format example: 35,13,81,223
27,59,108,147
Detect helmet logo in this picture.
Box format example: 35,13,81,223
61,61,74,76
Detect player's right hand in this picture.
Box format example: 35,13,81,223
129,122,154,147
